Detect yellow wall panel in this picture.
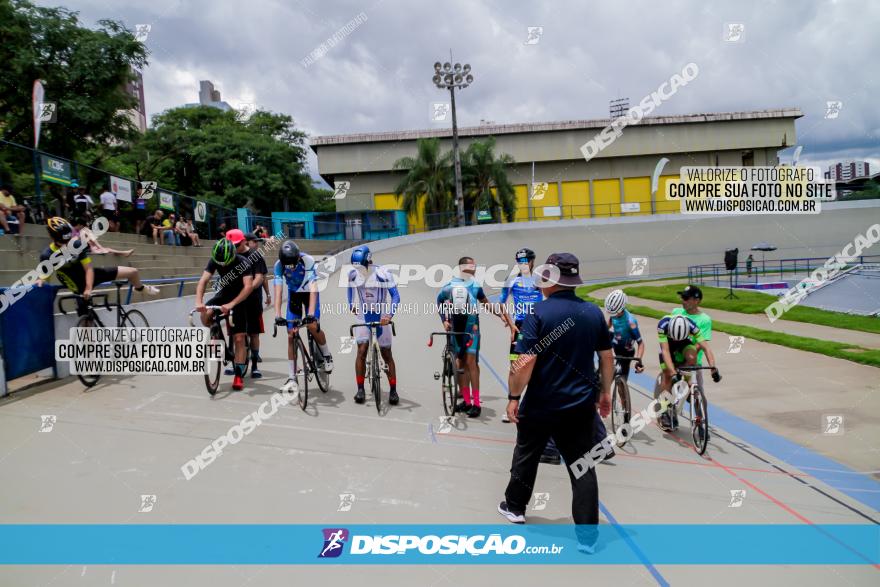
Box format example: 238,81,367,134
532,182,560,219
560,181,590,218
656,175,681,214
593,179,620,217
514,185,530,221
374,193,398,210
622,177,651,216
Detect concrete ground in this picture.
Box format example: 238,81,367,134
1,225,878,586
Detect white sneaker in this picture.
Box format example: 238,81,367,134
141,285,160,297
280,378,298,393
322,355,334,373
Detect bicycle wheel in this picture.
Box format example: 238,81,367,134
309,335,329,393
442,352,457,416
204,324,222,396
611,377,631,446
371,343,382,414
75,315,101,388
295,337,309,411
122,309,149,328
239,338,251,377
691,385,709,454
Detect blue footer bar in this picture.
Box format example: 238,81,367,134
0,525,877,564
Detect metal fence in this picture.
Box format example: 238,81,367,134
688,255,880,287
0,139,237,239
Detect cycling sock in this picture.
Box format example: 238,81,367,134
252,350,261,361
471,388,481,407
319,343,330,356
356,375,365,391
461,386,472,405
389,377,396,392
288,360,297,379
234,363,246,377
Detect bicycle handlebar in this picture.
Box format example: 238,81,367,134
428,331,473,347
613,355,643,363
348,321,396,337
273,316,317,337
188,306,226,327
676,365,717,371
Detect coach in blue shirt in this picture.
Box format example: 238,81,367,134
497,253,613,550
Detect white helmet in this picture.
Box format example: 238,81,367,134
667,315,691,342
605,289,627,314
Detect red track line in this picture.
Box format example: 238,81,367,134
663,427,880,570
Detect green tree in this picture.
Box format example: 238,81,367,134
0,0,147,155
461,136,516,222
392,138,454,227
112,106,312,214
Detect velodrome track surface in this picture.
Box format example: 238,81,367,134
1,210,879,586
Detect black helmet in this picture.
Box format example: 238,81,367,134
515,248,536,263
211,238,237,266
47,217,74,242
279,240,301,265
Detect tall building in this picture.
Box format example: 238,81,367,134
124,67,147,132
826,160,870,181
187,80,233,111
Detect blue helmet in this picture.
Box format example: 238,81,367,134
351,245,372,267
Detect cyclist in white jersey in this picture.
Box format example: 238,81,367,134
347,245,401,405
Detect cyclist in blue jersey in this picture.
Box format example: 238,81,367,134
273,240,333,394
437,256,513,418
347,245,401,405
499,247,542,423
603,289,645,380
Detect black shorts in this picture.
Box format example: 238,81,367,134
100,209,118,223
134,208,148,220
75,267,119,315
245,297,265,335
206,293,249,335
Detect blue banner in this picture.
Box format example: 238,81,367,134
0,525,877,565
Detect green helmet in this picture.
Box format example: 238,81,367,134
211,238,237,266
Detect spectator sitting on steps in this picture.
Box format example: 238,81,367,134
71,217,133,257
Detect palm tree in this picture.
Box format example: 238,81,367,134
461,137,516,223
393,138,455,228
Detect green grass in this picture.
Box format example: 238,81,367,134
576,280,880,369
623,284,880,335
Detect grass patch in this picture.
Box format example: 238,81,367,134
622,284,880,335
576,285,880,368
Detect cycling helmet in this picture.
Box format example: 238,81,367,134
351,245,372,267
667,315,691,342
604,289,627,314
515,248,536,263
211,238,237,266
278,240,301,266
47,217,73,242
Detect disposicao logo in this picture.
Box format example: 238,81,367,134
318,528,349,558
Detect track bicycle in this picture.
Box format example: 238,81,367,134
59,280,149,388
428,331,472,416
188,306,252,395
274,316,329,410
608,355,641,447
349,321,396,415
656,365,716,455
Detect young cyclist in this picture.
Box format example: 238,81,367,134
195,232,254,391
38,217,159,308
273,240,333,394
603,289,645,379
347,245,401,405
499,247,542,422
656,314,721,430
671,285,714,384
437,256,513,418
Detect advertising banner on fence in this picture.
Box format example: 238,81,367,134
194,200,207,222
110,176,133,202
159,191,175,210
39,154,73,187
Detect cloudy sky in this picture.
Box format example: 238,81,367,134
48,0,879,179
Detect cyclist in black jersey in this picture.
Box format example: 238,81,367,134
37,217,159,311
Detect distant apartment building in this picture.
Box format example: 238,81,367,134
185,80,233,111
124,67,147,132
826,160,870,181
